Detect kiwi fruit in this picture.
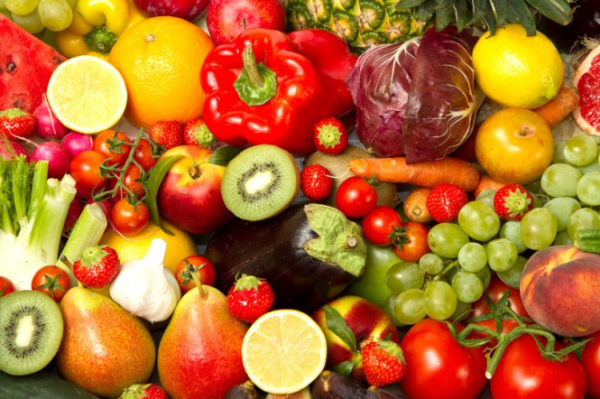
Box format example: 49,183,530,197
304,145,400,207
0,290,64,376
222,144,300,221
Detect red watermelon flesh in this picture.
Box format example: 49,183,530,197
0,14,65,113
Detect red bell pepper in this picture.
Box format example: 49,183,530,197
200,28,358,154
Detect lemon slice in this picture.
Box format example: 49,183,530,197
242,309,327,395
47,56,127,134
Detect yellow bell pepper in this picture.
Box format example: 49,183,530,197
56,0,144,59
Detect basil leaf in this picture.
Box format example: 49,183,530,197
144,155,183,235
208,146,243,166
323,305,357,352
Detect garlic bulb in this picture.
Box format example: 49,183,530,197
109,238,181,323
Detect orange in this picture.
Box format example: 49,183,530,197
108,16,214,129
475,108,554,185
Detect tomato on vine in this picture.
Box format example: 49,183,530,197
111,199,150,236
393,222,429,263
70,150,108,191
134,138,159,171
93,130,132,166
362,206,403,245
110,165,146,200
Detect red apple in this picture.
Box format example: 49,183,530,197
157,145,232,235
206,0,286,46
133,0,208,21
313,295,399,381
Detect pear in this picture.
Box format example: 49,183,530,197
158,284,249,399
56,287,156,399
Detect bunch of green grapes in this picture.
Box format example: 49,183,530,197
0,0,74,34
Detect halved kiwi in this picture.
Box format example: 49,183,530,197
0,291,64,376
222,145,300,221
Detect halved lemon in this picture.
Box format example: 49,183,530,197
242,309,327,395
47,56,127,134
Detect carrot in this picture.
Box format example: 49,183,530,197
473,174,506,198
404,188,432,224
349,157,480,192
533,85,579,128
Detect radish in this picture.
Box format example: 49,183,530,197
31,141,72,179
63,132,93,157
0,141,30,161
33,95,69,140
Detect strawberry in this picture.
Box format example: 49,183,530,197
149,120,184,150
314,118,348,155
226,274,275,324
494,184,534,221
0,108,36,141
301,164,333,201
73,246,120,289
120,383,167,399
362,340,407,388
183,118,216,149
426,183,468,223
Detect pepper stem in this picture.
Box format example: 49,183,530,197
242,44,264,88
83,27,118,55
233,44,278,106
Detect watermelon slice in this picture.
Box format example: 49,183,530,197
0,14,65,113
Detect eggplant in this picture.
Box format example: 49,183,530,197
266,387,312,398
205,204,367,312
364,387,409,399
311,371,369,399
223,381,260,399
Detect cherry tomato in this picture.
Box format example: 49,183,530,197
175,255,216,294
134,138,157,171
31,265,71,302
392,222,429,262
583,330,600,398
335,177,377,218
85,199,113,221
110,165,145,199
70,151,108,191
111,199,150,237
491,334,587,399
400,319,487,399
0,276,15,297
93,130,131,166
361,206,403,245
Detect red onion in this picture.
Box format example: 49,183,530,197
31,141,72,179
33,95,69,140
63,132,93,157
0,141,30,161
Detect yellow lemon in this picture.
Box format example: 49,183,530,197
99,220,198,274
473,24,563,109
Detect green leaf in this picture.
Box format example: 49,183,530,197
396,0,429,9
418,0,436,21
470,0,487,24
332,361,356,377
434,0,454,30
453,0,471,31
323,305,357,351
143,155,183,235
482,0,498,35
525,0,572,25
208,146,243,166
493,0,507,26
506,0,536,35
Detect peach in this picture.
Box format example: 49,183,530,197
520,245,600,337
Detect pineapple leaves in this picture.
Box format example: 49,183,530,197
417,0,437,22
506,0,536,35
454,0,471,31
493,0,507,26
435,0,454,30
396,0,429,9
525,0,573,25
470,0,487,25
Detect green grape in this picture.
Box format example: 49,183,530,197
424,281,457,321
541,164,582,198
451,300,472,322
428,223,470,259
486,238,518,272
567,208,600,241
452,271,484,303
521,208,558,250
577,172,600,206
564,135,599,166
578,161,600,175
500,221,527,253
476,189,496,210
11,9,44,33
543,197,581,232
554,230,573,246
553,141,568,164
458,243,487,272
419,253,444,275
458,201,500,242
5,0,37,16
384,295,404,327
393,289,427,325
497,255,527,289
385,262,424,294
474,266,492,291
37,0,72,31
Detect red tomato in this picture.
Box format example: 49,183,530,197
400,319,487,399
93,130,131,166
111,199,150,237
31,265,71,302
0,276,15,297
175,255,216,294
110,165,145,199
393,222,429,262
335,177,377,218
134,138,157,171
583,330,600,398
491,334,587,399
70,151,108,191
362,206,403,245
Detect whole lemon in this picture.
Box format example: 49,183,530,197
473,24,563,109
